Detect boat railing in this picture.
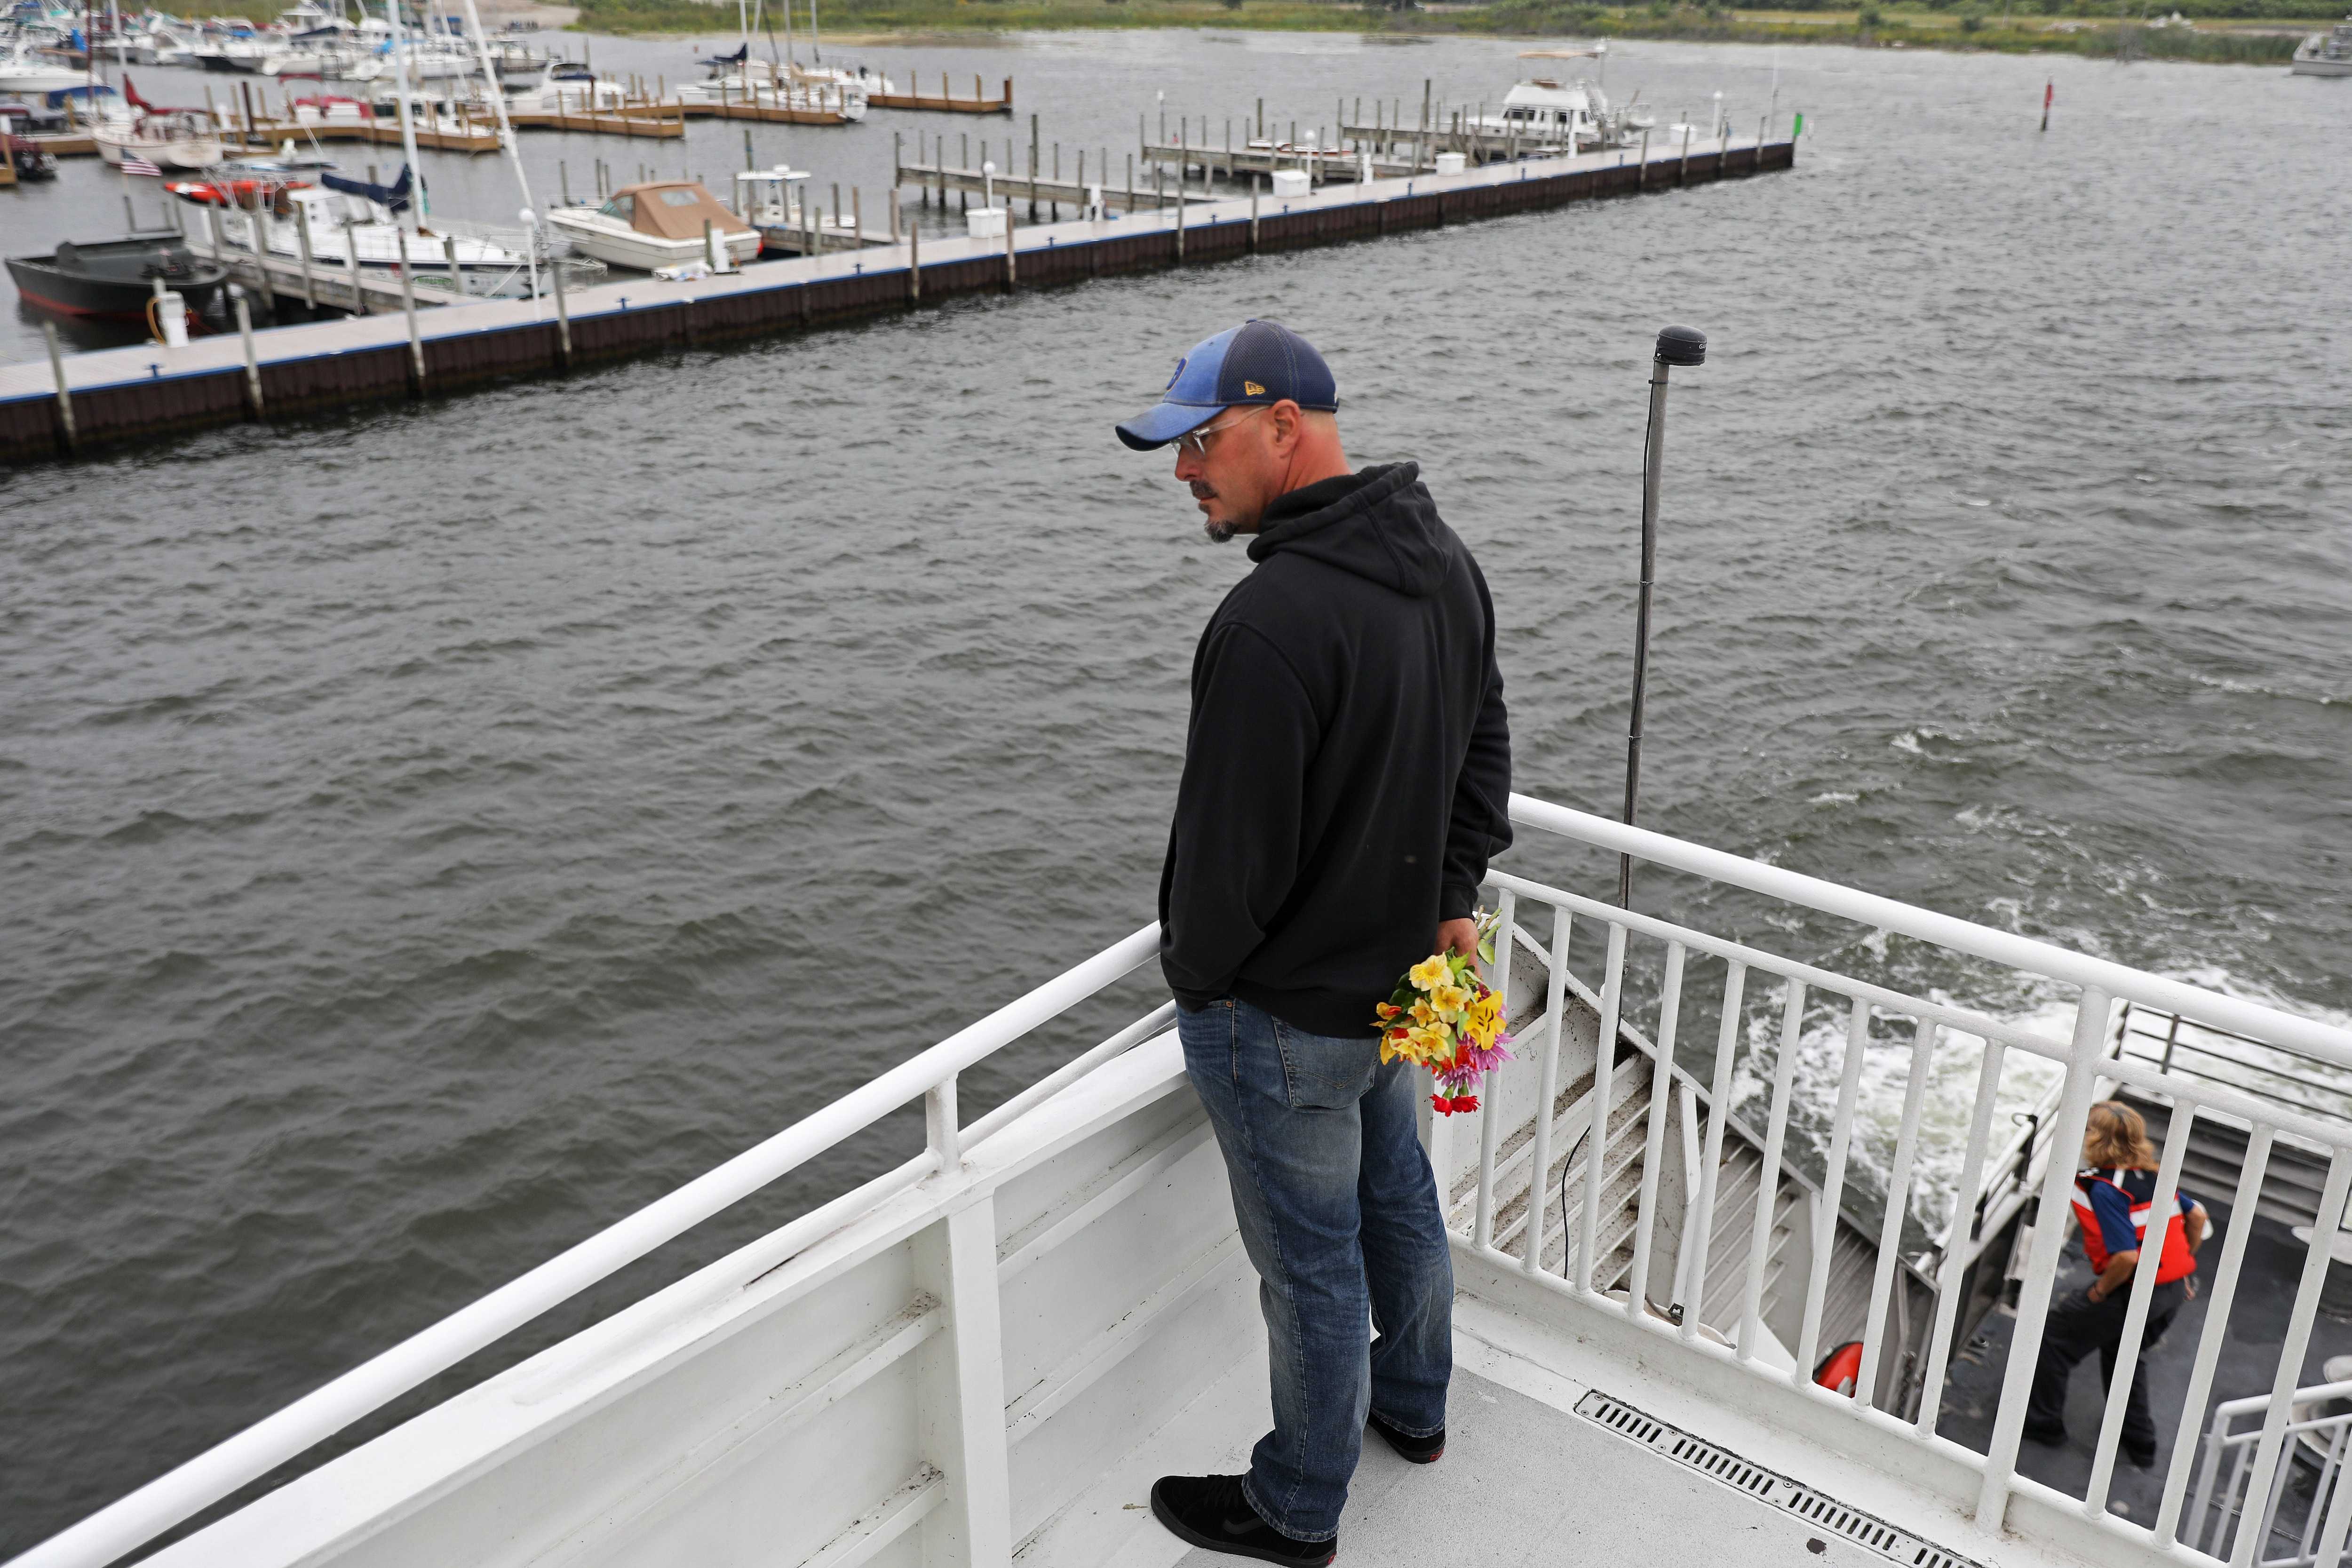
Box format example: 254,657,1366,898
2117,1001,2352,1129
2184,1377,2352,1565
17,793,2352,1568
8,923,1178,1568
1471,793,2352,1566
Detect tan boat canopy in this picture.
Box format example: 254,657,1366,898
608,181,753,239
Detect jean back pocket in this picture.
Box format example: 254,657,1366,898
1274,1021,1379,1111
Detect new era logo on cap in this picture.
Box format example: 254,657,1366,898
1114,320,1339,452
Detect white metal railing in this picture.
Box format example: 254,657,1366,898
8,926,1173,1568
1471,794,2352,1564
2185,1379,2352,1566
2120,1002,2352,1128
18,793,2352,1568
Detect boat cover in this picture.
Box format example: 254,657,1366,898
698,43,749,65
613,181,751,239
321,162,413,213
41,82,118,108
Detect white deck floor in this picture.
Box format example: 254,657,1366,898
1034,1281,2099,1568
1173,1369,1886,1568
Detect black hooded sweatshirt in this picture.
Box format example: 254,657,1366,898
1158,462,1513,1039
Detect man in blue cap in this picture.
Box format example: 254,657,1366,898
1121,320,1513,1565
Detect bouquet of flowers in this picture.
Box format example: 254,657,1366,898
1372,909,1515,1116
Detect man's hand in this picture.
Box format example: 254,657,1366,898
1437,917,1479,963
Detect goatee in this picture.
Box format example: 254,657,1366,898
1201,517,1236,544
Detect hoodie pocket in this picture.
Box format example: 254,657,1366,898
1273,1021,1379,1111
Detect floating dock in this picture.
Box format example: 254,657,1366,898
505,103,688,140
1,134,1791,465
896,156,1220,215
866,74,1013,115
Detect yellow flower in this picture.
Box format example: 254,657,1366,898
1463,992,1502,1048
1407,954,1451,992
1408,998,1439,1029
1430,982,1470,1019
1404,1024,1450,1064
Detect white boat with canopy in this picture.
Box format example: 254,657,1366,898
544,179,761,272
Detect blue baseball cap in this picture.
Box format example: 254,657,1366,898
1115,319,1339,452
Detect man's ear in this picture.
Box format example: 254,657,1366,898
1269,399,1304,451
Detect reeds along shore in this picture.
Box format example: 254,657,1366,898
549,0,2308,66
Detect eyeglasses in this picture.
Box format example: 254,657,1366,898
1171,405,1268,459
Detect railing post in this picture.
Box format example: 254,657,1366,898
1975,985,2113,1533
2230,1150,2352,1567
920,1195,1013,1568
1680,959,1744,1344
926,1075,961,1173
1579,923,1628,1295
1521,908,1572,1277
1471,889,1514,1250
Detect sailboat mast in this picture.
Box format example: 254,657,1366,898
780,0,792,71
454,0,540,300
386,0,424,229
808,0,818,64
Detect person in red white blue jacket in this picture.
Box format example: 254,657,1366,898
2024,1100,2210,1466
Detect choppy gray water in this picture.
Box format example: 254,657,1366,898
3,32,2349,1555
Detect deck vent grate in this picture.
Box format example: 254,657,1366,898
1572,1391,1983,1568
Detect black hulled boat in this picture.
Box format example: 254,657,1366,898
5,238,228,321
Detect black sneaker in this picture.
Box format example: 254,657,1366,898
2123,1443,2160,1470
2021,1422,2068,1448
1149,1474,1336,1565
1367,1411,1445,1464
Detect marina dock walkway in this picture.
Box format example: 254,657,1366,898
1,134,1790,465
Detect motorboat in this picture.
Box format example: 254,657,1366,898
678,51,873,119
170,171,561,300
0,40,87,92
733,162,879,255
544,179,762,272
358,87,500,137
195,30,286,72
5,235,227,319
93,108,224,170
1481,76,1648,153
261,42,365,77
342,38,477,84
504,72,631,115
1,121,61,180
133,25,199,66
480,36,547,79
2292,16,2352,73
284,91,373,132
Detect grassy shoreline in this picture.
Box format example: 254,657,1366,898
569,0,2320,62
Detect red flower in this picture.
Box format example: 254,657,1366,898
1430,1094,1450,1114
1450,1095,1480,1114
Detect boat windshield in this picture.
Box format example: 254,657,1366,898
599,194,634,221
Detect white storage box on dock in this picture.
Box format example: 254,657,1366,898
1270,169,1310,199
1435,152,1467,176
966,207,1007,240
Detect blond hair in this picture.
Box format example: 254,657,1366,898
2084,1100,2159,1171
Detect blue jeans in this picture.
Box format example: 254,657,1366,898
1177,995,1454,1543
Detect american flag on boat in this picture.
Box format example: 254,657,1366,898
119,154,162,177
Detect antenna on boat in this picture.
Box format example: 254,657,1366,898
1617,323,1707,911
